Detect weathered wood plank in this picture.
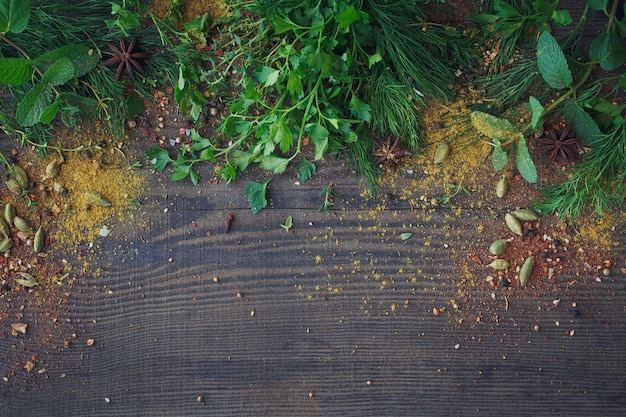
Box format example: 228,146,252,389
2,154,625,416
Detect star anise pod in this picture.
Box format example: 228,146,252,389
372,135,411,168
537,123,580,165
104,38,149,81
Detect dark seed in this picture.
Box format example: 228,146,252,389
527,230,536,239
572,309,580,318
553,238,560,247
500,279,509,288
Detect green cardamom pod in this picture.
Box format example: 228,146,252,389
0,217,9,238
505,213,523,236
0,237,12,252
512,209,539,221
45,160,61,179
13,216,32,232
519,256,535,286
489,239,509,255
12,165,29,189
487,259,510,270
5,203,16,225
6,179,21,194
34,226,44,253
496,177,508,198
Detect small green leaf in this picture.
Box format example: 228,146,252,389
146,147,174,171
515,135,537,183
271,15,297,34
244,179,271,214
259,155,289,174
492,145,508,171
471,111,520,141
15,83,55,127
493,0,520,17
367,52,382,68
0,0,30,34
400,232,413,240
38,44,99,77
170,164,191,182
280,215,293,231
40,57,74,86
309,123,329,160
563,100,603,147
126,91,145,119
537,32,572,89
287,71,303,97
349,95,371,122
551,9,572,25
275,119,292,153
0,57,33,85
253,66,280,87
529,96,544,130
335,5,361,29
589,31,626,71
296,158,316,183
586,0,608,11
38,99,59,124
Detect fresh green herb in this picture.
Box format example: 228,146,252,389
160,0,472,190
319,183,338,214
400,232,413,241
438,180,471,205
244,179,271,214
295,159,316,184
475,0,626,219
280,215,293,232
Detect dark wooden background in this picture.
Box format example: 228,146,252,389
1,156,625,416
2,1,626,415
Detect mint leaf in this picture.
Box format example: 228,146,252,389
0,57,32,85
296,158,316,183
563,100,603,147
146,147,174,171
15,83,55,127
492,145,508,171
0,0,30,34
38,45,99,77
516,135,537,183
529,96,544,130
38,99,59,124
244,179,271,213
41,57,74,86
537,32,572,89
589,31,626,71
471,111,520,141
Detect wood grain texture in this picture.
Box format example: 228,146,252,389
1,155,625,417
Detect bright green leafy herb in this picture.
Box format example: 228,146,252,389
319,183,337,214
280,216,293,232
244,179,271,214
